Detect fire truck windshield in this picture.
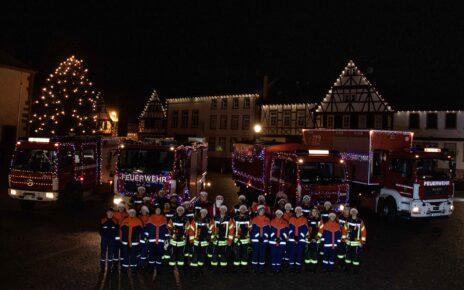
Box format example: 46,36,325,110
118,149,174,173
416,158,451,180
299,162,345,184
12,148,57,172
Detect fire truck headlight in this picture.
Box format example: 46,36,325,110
10,189,17,196
412,205,420,214
45,192,55,199
450,204,454,211
339,204,345,211
113,197,122,205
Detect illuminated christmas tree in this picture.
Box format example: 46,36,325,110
30,55,97,136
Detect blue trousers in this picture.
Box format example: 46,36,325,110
148,243,165,268
122,245,139,270
288,241,305,269
270,244,284,272
251,242,266,272
113,240,122,264
322,246,336,270
100,236,115,268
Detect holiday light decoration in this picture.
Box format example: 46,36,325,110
30,55,98,136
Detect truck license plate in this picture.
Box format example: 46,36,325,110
24,193,36,200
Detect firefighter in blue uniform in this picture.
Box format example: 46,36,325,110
233,205,251,270
343,208,366,273
269,210,289,273
120,208,144,273
167,206,190,268
142,205,169,271
211,205,235,269
131,186,146,212
305,208,321,271
100,208,118,271
250,205,270,273
288,206,308,272
320,201,333,224
337,206,350,265
189,208,213,271
317,212,342,272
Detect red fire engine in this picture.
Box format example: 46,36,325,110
232,141,350,208
303,129,455,219
112,138,208,205
8,136,120,209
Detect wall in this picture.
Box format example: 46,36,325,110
394,111,464,179
166,94,259,170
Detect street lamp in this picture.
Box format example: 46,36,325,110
253,123,262,133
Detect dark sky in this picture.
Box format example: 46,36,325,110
2,1,464,126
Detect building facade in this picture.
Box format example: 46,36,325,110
0,52,35,173
138,90,166,138
261,103,316,136
394,110,464,179
165,93,260,168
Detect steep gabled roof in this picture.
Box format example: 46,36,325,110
139,90,166,120
316,60,393,113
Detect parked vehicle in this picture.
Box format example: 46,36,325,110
112,138,208,205
232,141,349,208
8,136,120,209
303,129,455,219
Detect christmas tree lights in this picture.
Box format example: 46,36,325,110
30,55,98,136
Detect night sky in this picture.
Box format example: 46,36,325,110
2,1,464,127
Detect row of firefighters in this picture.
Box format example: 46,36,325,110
100,190,367,274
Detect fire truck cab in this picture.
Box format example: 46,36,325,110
303,129,455,219
112,138,208,206
8,136,120,208
232,141,350,208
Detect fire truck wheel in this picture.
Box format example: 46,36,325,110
19,200,35,210
379,198,397,222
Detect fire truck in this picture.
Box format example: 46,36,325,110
112,138,208,206
303,129,455,219
8,136,120,209
232,141,350,208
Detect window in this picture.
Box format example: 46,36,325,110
231,115,239,130
211,99,217,110
191,110,199,128
232,98,239,109
444,143,457,154
210,115,217,130
327,115,334,129
220,115,228,129
316,115,323,128
283,160,296,182
221,98,228,110
208,137,216,152
171,111,179,128
217,137,226,152
297,110,306,127
374,115,383,129
230,137,237,152
243,97,250,109
426,113,438,129
283,110,291,127
445,113,457,129
83,148,95,164
390,158,412,179
270,110,278,126
181,110,189,128
242,115,250,130
271,158,283,179
409,113,420,129
358,115,366,129
342,115,351,129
